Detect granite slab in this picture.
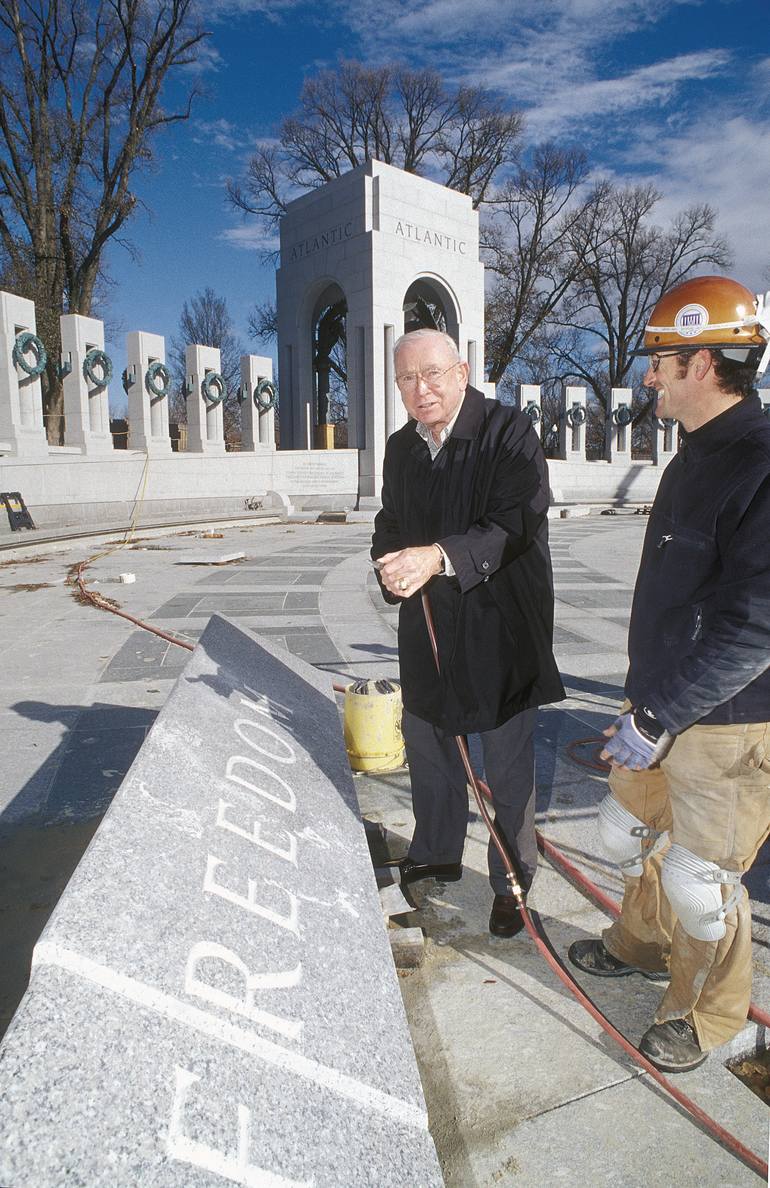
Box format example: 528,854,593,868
0,614,442,1187
175,550,246,565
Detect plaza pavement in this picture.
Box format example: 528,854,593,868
0,511,767,1185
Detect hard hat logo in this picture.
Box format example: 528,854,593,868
674,304,709,337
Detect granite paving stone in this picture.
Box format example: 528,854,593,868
557,588,635,609
284,634,343,663
283,592,320,610
42,722,154,823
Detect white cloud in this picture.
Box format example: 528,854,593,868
752,55,770,83
180,39,223,74
192,118,247,151
318,0,729,155
202,0,308,19
335,0,692,78
220,223,279,252
519,50,730,140
636,114,770,292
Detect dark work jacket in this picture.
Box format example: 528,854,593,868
627,394,770,733
371,386,565,734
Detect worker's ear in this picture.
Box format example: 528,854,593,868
693,350,713,381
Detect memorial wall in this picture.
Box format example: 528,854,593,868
4,160,767,530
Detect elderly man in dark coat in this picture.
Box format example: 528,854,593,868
372,328,564,935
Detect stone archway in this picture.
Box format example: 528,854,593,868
276,160,488,491
312,282,347,446
402,277,460,344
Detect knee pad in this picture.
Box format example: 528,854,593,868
597,793,668,877
661,843,743,942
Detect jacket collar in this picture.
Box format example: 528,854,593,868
680,393,767,458
447,384,486,440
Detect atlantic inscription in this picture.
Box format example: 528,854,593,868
289,221,354,262
394,220,467,254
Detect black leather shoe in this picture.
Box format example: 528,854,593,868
386,857,463,886
639,1018,707,1073
568,938,669,982
489,894,526,938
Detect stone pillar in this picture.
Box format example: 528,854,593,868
0,291,48,456
125,332,172,455
606,387,633,463
516,383,543,438
467,339,478,389
558,385,588,461
185,344,225,455
652,415,678,466
61,314,114,454
348,324,367,452
239,355,275,451
384,324,396,439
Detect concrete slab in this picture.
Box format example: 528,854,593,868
175,550,246,565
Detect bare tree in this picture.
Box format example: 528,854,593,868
556,185,731,415
169,288,245,446
228,60,523,242
248,299,278,345
437,88,522,208
0,0,205,440
483,144,608,386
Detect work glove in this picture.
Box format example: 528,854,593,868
601,705,673,770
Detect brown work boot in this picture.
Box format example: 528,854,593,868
639,1019,707,1073
568,938,668,982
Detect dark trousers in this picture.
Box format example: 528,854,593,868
402,707,537,896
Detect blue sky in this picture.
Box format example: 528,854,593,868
104,0,770,412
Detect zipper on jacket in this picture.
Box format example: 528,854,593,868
657,534,673,549
692,606,703,641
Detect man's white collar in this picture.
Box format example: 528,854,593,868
415,393,465,452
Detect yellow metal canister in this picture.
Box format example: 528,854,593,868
343,679,405,772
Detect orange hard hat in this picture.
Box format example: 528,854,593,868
635,276,770,370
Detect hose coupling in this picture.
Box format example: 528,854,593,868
505,872,525,904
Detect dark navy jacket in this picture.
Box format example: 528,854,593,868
371,386,564,734
627,394,770,733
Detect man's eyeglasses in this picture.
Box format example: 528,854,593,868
648,350,695,372
395,363,458,391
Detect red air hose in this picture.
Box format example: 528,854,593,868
71,560,768,1177
73,562,195,651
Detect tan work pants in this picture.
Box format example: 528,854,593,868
602,720,770,1051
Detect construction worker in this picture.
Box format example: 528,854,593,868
569,276,770,1072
